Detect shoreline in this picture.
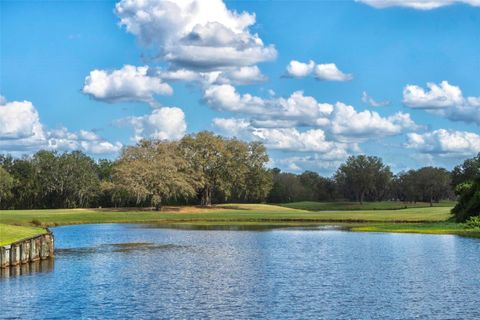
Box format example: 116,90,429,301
1,204,479,243
0,230,54,268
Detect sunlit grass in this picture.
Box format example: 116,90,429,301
0,224,47,246
1,203,477,240
0,204,453,226
280,201,457,211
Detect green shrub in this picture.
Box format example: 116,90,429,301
453,177,480,222
31,219,42,227
464,216,480,229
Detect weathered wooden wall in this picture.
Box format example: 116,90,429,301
0,231,54,268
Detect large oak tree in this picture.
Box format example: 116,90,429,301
114,140,198,210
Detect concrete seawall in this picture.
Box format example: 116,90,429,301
0,230,54,268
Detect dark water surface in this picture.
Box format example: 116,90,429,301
1,224,480,319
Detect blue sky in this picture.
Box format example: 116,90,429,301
1,0,479,175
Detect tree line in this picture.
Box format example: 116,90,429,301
268,155,454,206
0,132,272,209
0,132,478,222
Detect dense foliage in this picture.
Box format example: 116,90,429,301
464,215,480,229
0,132,272,209
392,167,453,206
180,132,272,205
114,140,198,209
269,156,455,204
0,136,466,210
335,155,393,203
452,154,480,222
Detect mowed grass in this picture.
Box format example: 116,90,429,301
0,224,47,246
349,222,480,237
0,204,453,227
1,203,478,241
281,201,457,211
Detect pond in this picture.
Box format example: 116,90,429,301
1,224,480,319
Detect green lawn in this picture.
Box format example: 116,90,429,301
0,224,47,246
0,204,454,226
280,201,457,211
0,203,478,243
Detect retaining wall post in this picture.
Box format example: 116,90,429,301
10,244,21,266
0,231,54,268
20,241,31,263
0,246,10,268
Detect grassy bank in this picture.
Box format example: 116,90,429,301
0,224,47,246
1,203,478,242
280,201,456,211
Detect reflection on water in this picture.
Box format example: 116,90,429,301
1,224,479,319
142,223,346,231
56,242,188,255
0,259,54,278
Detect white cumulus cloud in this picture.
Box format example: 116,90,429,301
272,153,348,173
204,84,332,124
314,63,353,81
213,117,357,154
0,99,45,142
118,107,187,142
358,0,480,10
406,129,480,157
215,66,268,85
285,60,352,81
285,60,315,78
361,91,390,107
403,81,463,109
47,128,123,154
82,65,172,105
0,96,122,155
403,81,480,125
330,103,417,142
205,85,416,142
115,0,276,71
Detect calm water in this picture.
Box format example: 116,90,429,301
1,224,480,319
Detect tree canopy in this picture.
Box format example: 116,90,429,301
0,166,13,206
452,154,480,222
335,155,393,204
114,140,198,209
0,138,463,210
179,132,271,205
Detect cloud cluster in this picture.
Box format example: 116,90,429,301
271,154,347,173
358,0,480,10
115,0,276,71
0,96,122,154
71,0,475,170
155,65,268,86
117,107,187,142
82,65,172,105
0,99,45,142
206,85,416,142
213,117,356,154
361,91,390,107
285,60,353,81
329,103,417,142
205,84,335,124
79,0,279,154
47,128,123,154
403,81,480,125
406,129,480,157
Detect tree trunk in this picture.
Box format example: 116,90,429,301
201,186,212,206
